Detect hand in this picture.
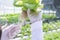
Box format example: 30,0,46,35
1,24,20,40
27,9,42,23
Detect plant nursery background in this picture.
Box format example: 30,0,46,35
0,0,60,40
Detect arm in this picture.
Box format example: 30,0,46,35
31,21,43,40
27,9,43,40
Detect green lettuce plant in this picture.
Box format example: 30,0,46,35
14,0,43,10
13,0,43,18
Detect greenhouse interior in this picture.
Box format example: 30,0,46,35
0,0,60,40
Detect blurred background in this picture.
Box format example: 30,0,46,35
0,0,60,40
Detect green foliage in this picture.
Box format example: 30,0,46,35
42,14,56,19
43,20,60,32
13,0,43,11
6,15,18,24
44,31,60,40
21,24,31,36
13,0,23,7
16,24,31,40
0,17,7,25
0,14,19,24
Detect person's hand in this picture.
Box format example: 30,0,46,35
27,9,42,23
1,24,20,40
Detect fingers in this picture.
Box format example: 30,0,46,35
2,24,20,39
8,25,20,38
2,24,15,32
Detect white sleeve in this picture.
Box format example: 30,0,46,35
31,21,43,40
1,24,20,40
1,30,9,40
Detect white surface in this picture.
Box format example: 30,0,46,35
0,0,21,14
